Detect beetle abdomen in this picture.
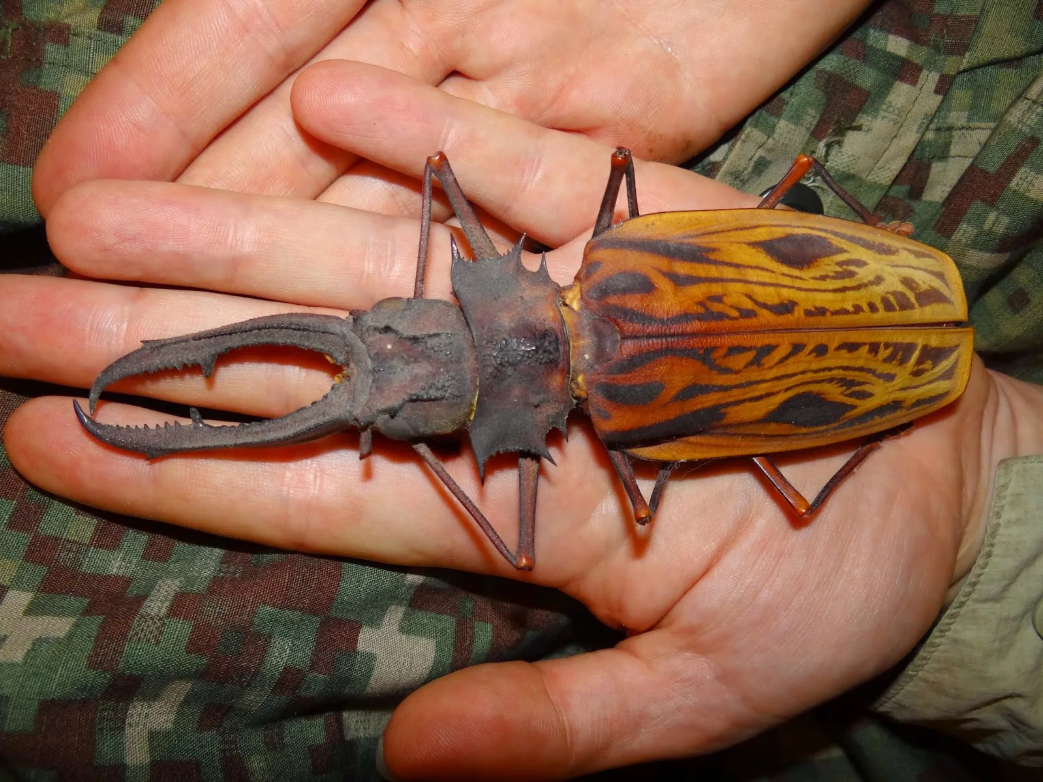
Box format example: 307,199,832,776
578,209,967,338
574,208,971,457
584,326,972,458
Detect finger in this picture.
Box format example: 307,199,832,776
436,0,872,162
313,160,525,252
46,180,472,307
292,62,756,248
32,0,370,216
383,635,749,780
315,160,459,231
5,393,618,578
174,0,457,196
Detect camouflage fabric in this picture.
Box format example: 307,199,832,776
0,0,158,233
2,0,1043,780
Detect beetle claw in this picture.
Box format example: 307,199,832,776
78,313,364,457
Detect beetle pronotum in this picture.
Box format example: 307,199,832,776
76,149,973,569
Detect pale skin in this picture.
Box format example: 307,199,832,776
6,60,1043,779
31,0,874,220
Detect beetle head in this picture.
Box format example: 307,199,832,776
76,301,479,458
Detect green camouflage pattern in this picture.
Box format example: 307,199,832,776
2,0,1043,779
0,0,157,232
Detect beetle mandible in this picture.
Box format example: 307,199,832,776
76,149,973,570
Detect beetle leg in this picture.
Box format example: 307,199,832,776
751,456,813,515
608,451,652,524
414,153,500,299
517,455,539,570
412,442,538,570
759,154,916,235
608,455,686,525
751,424,913,517
358,428,373,459
648,461,681,518
608,458,700,525
757,155,817,211
592,148,640,238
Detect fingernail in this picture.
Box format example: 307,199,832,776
376,735,403,782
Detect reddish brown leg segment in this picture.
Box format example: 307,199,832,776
592,148,640,238
757,154,912,234
647,462,679,519
757,154,815,211
608,453,682,525
414,152,500,299
608,450,652,523
516,455,539,570
751,425,911,517
413,443,538,570
752,456,812,515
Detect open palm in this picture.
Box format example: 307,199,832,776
6,64,1013,779
31,0,871,221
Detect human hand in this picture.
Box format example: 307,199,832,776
32,0,872,219
8,64,1037,779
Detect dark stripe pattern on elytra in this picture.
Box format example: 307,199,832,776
586,334,967,447
581,218,961,338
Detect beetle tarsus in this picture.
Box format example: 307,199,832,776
608,450,653,523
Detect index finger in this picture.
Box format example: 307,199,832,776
291,62,758,248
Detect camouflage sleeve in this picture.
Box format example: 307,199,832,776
875,456,1043,765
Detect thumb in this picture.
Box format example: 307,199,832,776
381,640,743,780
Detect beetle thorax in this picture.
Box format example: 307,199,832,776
451,242,572,476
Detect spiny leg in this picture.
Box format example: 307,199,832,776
592,148,640,238
757,154,913,235
412,442,538,570
751,424,913,517
414,152,500,299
